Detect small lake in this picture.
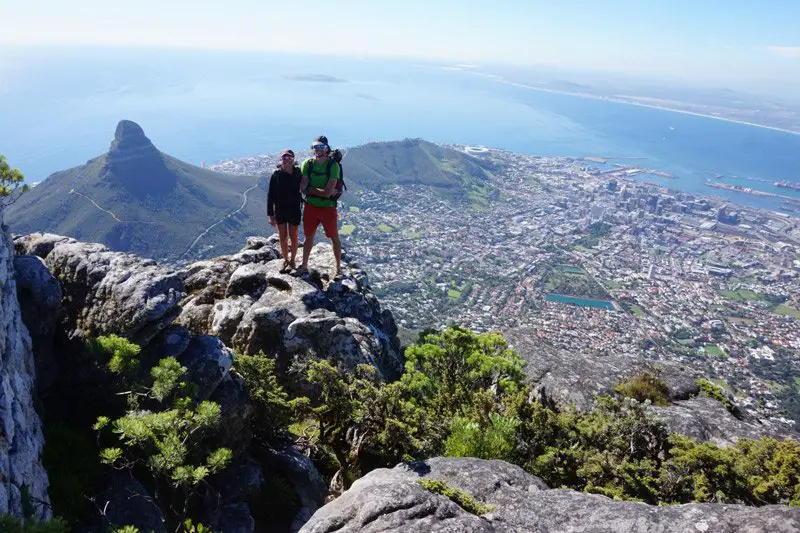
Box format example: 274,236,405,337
546,294,615,310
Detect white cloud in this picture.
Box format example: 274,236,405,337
767,46,800,59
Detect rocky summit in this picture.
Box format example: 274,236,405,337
300,457,800,533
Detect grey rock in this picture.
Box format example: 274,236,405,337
172,241,404,380
13,254,62,391
656,397,792,447
506,328,699,412
13,232,77,259
263,445,327,532
505,328,797,444
42,240,185,346
213,457,264,505
210,372,254,453
179,335,233,400
97,472,165,533
217,502,255,533
300,457,800,533
210,297,254,345
0,218,50,519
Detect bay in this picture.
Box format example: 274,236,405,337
1,47,799,211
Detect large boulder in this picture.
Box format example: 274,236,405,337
300,457,800,533
14,236,186,346
96,472,166,533
178,241,403,380
655,397,793,447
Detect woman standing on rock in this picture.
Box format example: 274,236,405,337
267,149,303,272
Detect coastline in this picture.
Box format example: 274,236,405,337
483,74,800,137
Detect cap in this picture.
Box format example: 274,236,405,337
280,149,295,158
312,135,329,146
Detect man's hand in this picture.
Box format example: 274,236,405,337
269,216,276,227
307,187,329,198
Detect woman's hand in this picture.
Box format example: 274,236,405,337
269,216,276,227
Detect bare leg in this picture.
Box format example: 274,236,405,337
301,226,316,268
277,223,289,261
331,235,342,272
288,224,300,266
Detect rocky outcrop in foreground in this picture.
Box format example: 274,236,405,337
13,232,402,531
0,218,49,518
505,328,794,446
300,457,800,533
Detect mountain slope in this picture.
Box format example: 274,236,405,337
7,121,268,260
343,139,498,205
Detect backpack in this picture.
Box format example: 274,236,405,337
314,149,347,203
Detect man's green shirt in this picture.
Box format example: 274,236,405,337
302,158,339,208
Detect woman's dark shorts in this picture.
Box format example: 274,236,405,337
275,204,302,226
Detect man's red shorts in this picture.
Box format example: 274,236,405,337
303,203,338,238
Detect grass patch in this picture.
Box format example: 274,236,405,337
630,305,645,317
703,345,726,358
613,372,670,406
417,479,495,516
348,206,360,212
794,377,800,395
377,223,394,233
603,279,623,290
448,289,462,299
773,304,800,319
340,224,356,236
721,290,765,302
405,231,422,239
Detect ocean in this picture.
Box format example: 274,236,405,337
2,46,799,211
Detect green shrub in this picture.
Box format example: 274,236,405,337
417,479,494,515
85,334,141,376
445,414,518,461
233,352,304,441
89,336,232,527
0,515,69,533
0,154,29,205
613,372,670,406
696,379,739,415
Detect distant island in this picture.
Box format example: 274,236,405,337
283,74,348,83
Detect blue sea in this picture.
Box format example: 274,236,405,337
2,47,799,211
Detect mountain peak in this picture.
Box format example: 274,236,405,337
108,119,157,156
114,120,147,143
105,120,175,195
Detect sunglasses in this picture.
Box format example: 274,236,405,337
312,144,328,151
280,154,294,161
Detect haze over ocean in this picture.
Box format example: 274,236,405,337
2,47,799,211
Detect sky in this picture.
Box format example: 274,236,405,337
1,0,799,93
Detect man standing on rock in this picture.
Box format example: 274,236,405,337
298,135,342,278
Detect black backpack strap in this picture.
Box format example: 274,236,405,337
324,158,335,181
